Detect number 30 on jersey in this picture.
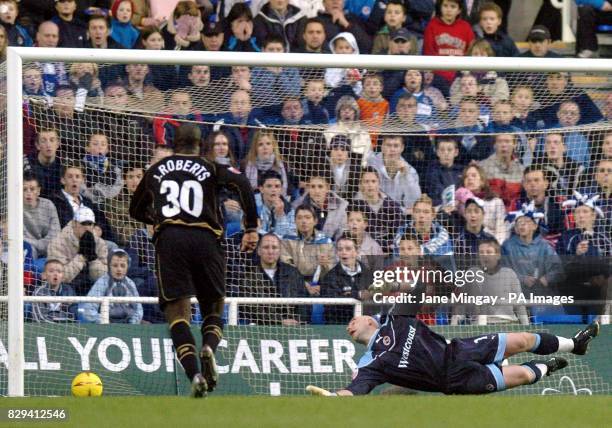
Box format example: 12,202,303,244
160,180,203,217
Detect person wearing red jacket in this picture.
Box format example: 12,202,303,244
423,0,475,84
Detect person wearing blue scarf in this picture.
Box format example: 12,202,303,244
109,0,140,49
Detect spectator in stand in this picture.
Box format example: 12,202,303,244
325,134,361,200
224,2,261,52
380,28,420,100
253,0,307,51
47,206,108,296
52,0,87,48
535,132,586,199
425,137,464,207
452,238,529,326
199,21,227,80
126,224,164,323
575,0,612,58
182,65,212,106
521,25,561,59
31,260,78,323
450,97,492,165
368,0,435,37
216,89,261,161
294,16,329,54
324,96,372,166
130,0,163,30
473,1,518,57
0,25,8,61
152,90,206,148
281,204,335,285
0,0,33,47
251,35,301,101
345,207,384,268
510,85,542,132
514,165,565,238
301,78,330,125
358,72,389,148
502,205,564,298
534,72,603,128
367,134,422,213
86,13,123,49
140,27,178,91
489,101,531,166
201,130,244,236
580,159,612,229
384,94,434,178
81,249,143,324
320,236,373,324
316,0,372,54
455,196,497,255
553,101,591,167
35,21,68,97
68,63,103,105
352,167,404,254
479,133,524,210
26,128,63,199
293,174,348,240
24,173,61,263
124,63,163,104
227,65,252,92
371,0,412,54
109,0,140,49
423,0,475,85
457,163,507,244
255,170,296,237
324,32,364,98
449,72,491,125
50,164,114,241
243,129,289,196
81,131,124,204
238,233,306,325
394,194,454,257
162,0,204,50
103,161,143,247
390,70,441,127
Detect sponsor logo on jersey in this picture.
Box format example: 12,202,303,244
398,325,416,368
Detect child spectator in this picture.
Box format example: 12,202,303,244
324,96,372,165
371,0,408,54
224,2,260,52
358,72,389,148
457,164,507,244
367,134,422,212
110,0,141,49
320,236,373,324
0,0,33,47
253,0,307,51
281,204,335,285
24,173,61,262
465,39,510,105
51,0,87,48
453,197,497,261
534,132,585,199
81,249,143,324
255,170,296,237
251,35,301,100
326,134,361,200
316,0,372,53
425,137,463,207
301,78,330,125
510,85,542,132
31,260,78,323
140,27,177,90
293,174,348,241
423,0,475,84
451,97,493,164
473,2,518,57
490,100,531,166
345,208,384,266
502,203,564,296
479,133,524,210
324,32,363,96
449,72,491,125
243,129,289,196
390,70,440,126
165,0,203,50
555,101,591,167
81,132,124,204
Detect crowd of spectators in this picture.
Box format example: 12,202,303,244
2,0,610,326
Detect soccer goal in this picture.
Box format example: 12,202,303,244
1,47,611,397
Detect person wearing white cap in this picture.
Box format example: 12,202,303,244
47,205,108,295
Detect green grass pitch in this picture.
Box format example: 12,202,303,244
1,396,610,428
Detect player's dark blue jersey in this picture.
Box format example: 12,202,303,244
345,315,506,395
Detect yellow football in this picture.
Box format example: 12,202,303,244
71,372,103,397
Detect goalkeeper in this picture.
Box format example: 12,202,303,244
307,315,599,396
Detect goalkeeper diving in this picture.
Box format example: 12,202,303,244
307,315,599,396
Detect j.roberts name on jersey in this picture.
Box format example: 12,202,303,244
153,159,211,183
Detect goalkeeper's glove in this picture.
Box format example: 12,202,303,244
306,385,337,396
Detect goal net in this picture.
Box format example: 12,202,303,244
0,49,610,396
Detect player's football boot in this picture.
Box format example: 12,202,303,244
571,321,600,355
542,357,568,376
190,373,208,398
200,345,219,392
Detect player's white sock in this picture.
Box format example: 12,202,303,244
535,363,548,377
556,337,574,352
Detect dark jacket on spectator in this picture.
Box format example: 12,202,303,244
474,27,520,57
3,22,33,47
534,92,604,128
513,194,565,237
50,190,115,242
315,10,372,54
320,261,372,324
253,2,307,51
51,15,87,48
351,194,405,254
25,154,63,199
425,160,464,206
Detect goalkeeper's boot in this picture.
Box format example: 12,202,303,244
541,357,568,376
571,321,599,355
200,345,218,392
190,373,208,398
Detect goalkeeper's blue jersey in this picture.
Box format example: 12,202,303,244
346,315,449,394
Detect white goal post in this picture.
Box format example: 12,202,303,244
5,47,612,397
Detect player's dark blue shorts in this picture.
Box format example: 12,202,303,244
444,333,507,394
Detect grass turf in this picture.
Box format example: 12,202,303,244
1,396,610,428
